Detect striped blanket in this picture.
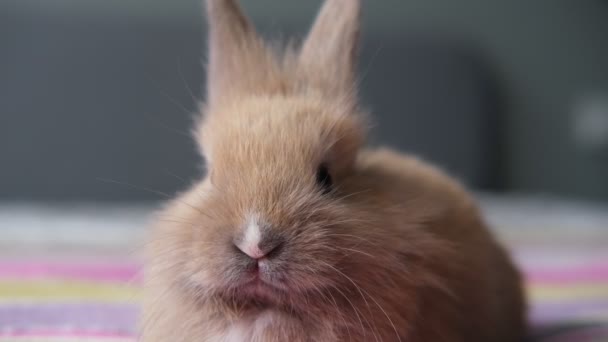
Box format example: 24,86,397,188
0,197,607,341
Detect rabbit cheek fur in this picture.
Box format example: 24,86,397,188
142,151,525,342
140,0,526,341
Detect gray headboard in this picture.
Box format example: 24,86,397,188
0,3,501,201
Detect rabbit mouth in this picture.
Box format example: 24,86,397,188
239,277,286,301
217,274,294,311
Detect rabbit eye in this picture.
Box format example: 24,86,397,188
316,164,333,194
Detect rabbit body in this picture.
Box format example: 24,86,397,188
141,1,526,341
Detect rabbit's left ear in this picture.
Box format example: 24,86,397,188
204,0,279,108
298,0,361,97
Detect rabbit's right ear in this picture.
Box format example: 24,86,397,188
298,0,361,98
204,0,279,108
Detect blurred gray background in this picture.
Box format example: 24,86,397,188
1,0,607,202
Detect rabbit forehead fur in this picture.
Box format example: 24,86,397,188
199,95,366,182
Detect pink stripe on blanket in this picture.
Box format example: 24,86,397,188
1,331,134,338
2,260,608,284
0,261,140,283
526,263,608,284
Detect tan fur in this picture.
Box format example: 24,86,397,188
141,0,526,341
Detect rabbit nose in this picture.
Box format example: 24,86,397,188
234,219,284,260
234,240,283,260
234,243,266,260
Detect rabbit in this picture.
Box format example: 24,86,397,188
140,0,527,341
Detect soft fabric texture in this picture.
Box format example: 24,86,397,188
0,196,606,341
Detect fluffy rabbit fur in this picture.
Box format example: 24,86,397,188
141,0,526,341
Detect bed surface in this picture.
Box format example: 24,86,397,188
1,195,607,341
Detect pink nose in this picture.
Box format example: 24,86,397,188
234,240,284,261
235,244,266,260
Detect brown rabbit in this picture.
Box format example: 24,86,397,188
140,0,526,341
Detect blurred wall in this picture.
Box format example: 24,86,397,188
1,0,607,201
378,0,608,200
